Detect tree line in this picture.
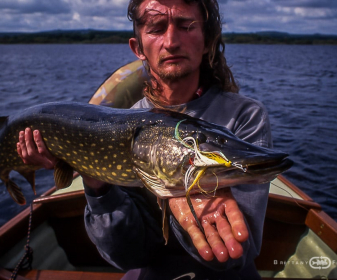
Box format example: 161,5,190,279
0,30,336,45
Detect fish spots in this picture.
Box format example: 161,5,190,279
112,172,117,176
82,165,88,170
120,143,125,147
91,143,96,147
117,165,122,170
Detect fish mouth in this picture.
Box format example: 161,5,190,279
202,156,293,186
244,157,293,174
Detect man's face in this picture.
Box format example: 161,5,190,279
131,0,208,82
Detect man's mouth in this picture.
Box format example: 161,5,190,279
161,55,187,64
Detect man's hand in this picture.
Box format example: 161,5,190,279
17,128,57,169
169,189,248,263
17,128,109,195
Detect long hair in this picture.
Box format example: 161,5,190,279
127,0,239,107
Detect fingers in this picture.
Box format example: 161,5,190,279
212,207,244,259
221,196,249,243
24,128,36,157
18,130,28,163
185,223,215,261
202,219,229,262
16,128,57,169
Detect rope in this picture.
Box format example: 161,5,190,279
10,204,34,280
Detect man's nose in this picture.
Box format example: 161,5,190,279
163,23,180,51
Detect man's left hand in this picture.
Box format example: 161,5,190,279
169,188,248,262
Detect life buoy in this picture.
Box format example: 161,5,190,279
89,60,149,108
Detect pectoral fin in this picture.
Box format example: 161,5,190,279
133,167,165,197
134,167,169,244
54,160,74,189
157,198,169,245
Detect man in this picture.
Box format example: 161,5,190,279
17,0,271,279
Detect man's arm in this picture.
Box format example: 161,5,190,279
17,128,249,266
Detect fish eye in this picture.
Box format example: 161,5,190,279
192,132,207,144
217,137,228,145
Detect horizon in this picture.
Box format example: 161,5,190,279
1,29,337,37
1,0,337,35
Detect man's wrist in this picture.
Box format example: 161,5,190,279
82,177,111,197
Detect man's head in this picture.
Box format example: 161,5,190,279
128,0,238,104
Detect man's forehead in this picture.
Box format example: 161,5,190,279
138,0,200,18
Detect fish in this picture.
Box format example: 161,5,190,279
0,102,292,237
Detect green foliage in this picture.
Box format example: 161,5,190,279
0,30,134,44
0,30,336,44
223,32,337,45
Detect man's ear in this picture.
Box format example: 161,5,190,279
129,38,146,60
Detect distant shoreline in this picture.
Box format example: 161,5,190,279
1,30,337,45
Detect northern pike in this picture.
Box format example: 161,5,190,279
0,102,292,234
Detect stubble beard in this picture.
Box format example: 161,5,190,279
156,63,192,82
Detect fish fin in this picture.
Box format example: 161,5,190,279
157,198,169,245
54,160,74,189
133,167,165,197
5,179,26,205
17,168,36,195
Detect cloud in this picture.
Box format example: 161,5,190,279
0,0,71,15
0,0,133,32
219,0,337,34
0,0,336,34
272,0,337,9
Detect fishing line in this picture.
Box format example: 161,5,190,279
269,181,311,212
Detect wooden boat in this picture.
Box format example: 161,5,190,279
1,60,337,279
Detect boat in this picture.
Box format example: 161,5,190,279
1,60,336,279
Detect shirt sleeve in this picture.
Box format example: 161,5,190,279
170,99,272,271
84,185,165,271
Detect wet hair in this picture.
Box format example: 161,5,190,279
127,0,239,107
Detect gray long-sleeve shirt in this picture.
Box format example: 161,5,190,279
84,86,272,279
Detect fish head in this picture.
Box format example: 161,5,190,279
173,116,293,190
132,110,292,197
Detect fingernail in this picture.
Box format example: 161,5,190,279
34,130,38,135
238,231,242,236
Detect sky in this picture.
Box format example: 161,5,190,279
0,0,336,34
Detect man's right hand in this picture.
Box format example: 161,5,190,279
17,128,108,195
17,128,57,169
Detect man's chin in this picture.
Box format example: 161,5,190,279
158,66,191,81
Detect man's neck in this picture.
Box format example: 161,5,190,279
151,72,200,106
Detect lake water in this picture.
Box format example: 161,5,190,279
0,44,336,226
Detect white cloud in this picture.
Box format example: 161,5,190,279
0,0,336,34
